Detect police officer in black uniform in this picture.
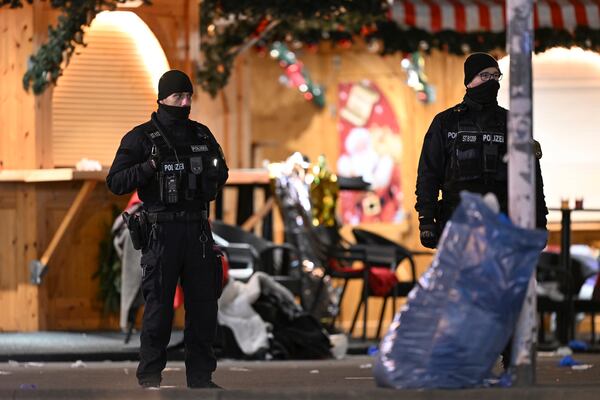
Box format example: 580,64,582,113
106,70,228,389
415,53,547,249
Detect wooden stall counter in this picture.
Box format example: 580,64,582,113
0,168,119,331
0,168,273,332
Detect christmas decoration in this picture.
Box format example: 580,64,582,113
308,155,339,227
5,1,600,96
197,0,386,97
197,1,600,98
337,81,404,224
269,42,325,108
400,52,435,104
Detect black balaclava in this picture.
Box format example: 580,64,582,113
463,53,501,106
157,70,193,120
466,80,500,106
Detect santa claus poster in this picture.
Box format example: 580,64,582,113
337,81,404,224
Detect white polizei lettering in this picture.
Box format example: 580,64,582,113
493,134,504,143
483,134,492,142
448,131,457,139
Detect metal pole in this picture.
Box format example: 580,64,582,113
560,209,573,343
507,0,536,386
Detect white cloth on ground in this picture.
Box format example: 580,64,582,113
217,271,299,355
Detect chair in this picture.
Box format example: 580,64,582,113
351,228,418,339
308,225,372,326
212,233,256,281
536,250,589,346
210,220,303,299
268,167,399,338
304,225,405,340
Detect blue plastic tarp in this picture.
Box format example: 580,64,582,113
374,192,548,389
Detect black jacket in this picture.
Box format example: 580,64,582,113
106,109,228,212
415,97,548,229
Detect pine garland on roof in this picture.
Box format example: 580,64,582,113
5,1,600,96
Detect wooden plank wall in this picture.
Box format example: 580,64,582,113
0,2,57,331
0,2,55,170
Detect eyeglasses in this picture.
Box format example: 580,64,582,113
479,72,503,81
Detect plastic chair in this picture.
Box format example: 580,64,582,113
307,225,401,339
351,228,418,339
210,220,303,299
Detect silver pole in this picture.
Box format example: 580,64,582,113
507,0,536,386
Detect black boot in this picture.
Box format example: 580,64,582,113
188,380,223,389
139,377,161,389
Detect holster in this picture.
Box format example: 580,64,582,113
122,210,149,250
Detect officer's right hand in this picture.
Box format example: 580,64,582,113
419,217,438,249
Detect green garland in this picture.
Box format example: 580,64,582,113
5,1,600,96
198,0,386,97
93,204,122,315
197,1,600,97
269,41,325,107
1,0,152,94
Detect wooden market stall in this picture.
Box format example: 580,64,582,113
1,0,600,338
0,0,242,332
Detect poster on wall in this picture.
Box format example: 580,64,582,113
337,81,404,224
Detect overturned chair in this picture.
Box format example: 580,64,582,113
210,220,303,303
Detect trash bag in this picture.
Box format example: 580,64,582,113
374,191,547,389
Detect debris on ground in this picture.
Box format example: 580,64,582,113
70,360,86,369
559,355,581,367
229,367,250,372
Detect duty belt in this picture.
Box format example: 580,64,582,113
147,210,208,223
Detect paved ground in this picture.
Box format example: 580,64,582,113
0,354,599,399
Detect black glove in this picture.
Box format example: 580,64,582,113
419,217,438,249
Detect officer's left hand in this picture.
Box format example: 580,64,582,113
418,217,439,249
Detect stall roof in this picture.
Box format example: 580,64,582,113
391,0,600,33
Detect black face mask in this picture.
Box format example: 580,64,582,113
466,80,500,106
158,103,190,120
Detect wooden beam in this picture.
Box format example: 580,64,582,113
241,196,275,232
31,180,97,284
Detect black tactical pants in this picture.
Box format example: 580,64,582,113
136,218,222,387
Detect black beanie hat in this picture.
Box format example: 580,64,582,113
464,53,500,86
157,70,193,101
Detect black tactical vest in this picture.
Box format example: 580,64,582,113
445,105,508,191
145,114,223,204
